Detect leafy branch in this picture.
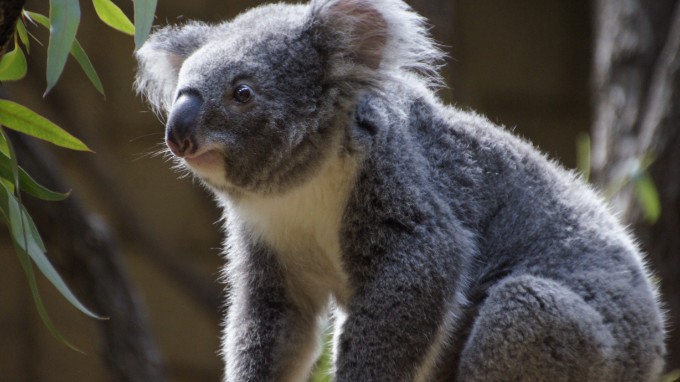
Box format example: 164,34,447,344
0,0,157,349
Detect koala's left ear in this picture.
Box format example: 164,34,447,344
309,0,388,70
135,22,213,114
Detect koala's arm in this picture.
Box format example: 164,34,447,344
222,233,323,382
336,203,470,382
335,257,456,381
335,106,471,380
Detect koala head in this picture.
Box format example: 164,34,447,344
135,0,442,196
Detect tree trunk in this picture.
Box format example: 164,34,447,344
592,0,680,371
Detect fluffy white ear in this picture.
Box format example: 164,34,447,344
135,22,213,115
310,0,388,69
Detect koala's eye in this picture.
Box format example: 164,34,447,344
233,85,254,103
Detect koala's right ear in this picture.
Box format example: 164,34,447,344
135,22,213,115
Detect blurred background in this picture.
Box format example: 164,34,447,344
1,0,677,381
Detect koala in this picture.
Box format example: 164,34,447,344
135,0,666,381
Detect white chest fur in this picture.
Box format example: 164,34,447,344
228,154,358,310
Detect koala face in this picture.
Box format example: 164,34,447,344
171,32,332,195
141,5,349,196
136,0,432,195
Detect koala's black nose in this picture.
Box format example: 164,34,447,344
166,92,203,157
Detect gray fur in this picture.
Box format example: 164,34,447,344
135,0,666,381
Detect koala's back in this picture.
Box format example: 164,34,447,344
448,113,664,380
342,85,666,380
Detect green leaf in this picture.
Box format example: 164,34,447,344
133,0,157,48
14,240,82,352
0,129,9,156
0,182,46,270
576,133,591,182
638,153,657,172
659,369,680,382
92,0,135,35
24,11,50,28
70,39,105,96
0,41,28,81
0,180,47,253
0,132,14,191
45,0,81,95
0,100,92,151
0,190,80,352
309,328,333,382
24,11,105,96
0,192,7,223
16,20,30,53
0,127,20,190
634,173,661,224
0,182,103,320
0,152,70,201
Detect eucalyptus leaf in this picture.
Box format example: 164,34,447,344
0,178,14,194
24,11,50,28
24,11,105,96
0,41,28,81
634,173,661,223
0,151,70,201
0,100,92,151
92,0,135,35
70,39,105,96
0,180,46,252
134,0,157,48
0,127,20,192
0,129,9,156
11,227,81,352
576,133,591,182
0,182,103,319
22,167,70,201
0,196,7,223
0,131,10,192
16,20,30,53
45,0,81,95
659,369,680,382
309,330,333,382
0,181,43,259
